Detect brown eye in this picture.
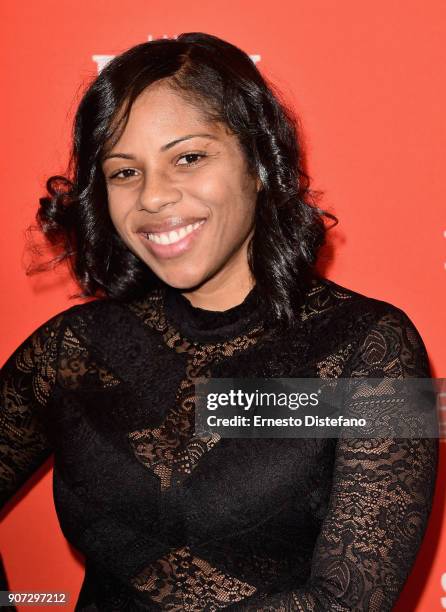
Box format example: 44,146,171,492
109,168,139,180
176,153,206,166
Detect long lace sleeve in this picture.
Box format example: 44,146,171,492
0,312,64,510
228,305,439,612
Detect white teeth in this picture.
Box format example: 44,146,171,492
146,220,205,245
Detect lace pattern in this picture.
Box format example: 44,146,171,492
127,289,264,492
0,278,438,611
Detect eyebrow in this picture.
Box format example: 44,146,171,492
102,133,219,161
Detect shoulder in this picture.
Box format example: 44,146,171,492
32,291,164,353
304,276,419,327
31,298,117,333
0,299,106,377
12,297,138,357
39,294,150,328
305,277,430,375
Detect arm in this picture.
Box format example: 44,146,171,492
228,306,439,611
1,312,65,510
1,311,66,604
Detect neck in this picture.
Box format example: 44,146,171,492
178,264,256,312
181,279,255,311
161,279,263,344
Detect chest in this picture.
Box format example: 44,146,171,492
48,321,338,556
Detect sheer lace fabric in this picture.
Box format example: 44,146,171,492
0,277,438,611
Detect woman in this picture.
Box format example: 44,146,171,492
0,32,438,611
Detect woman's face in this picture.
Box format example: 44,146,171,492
102,82,261,293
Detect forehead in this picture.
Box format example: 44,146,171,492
103,81,238,158
123,82,221,135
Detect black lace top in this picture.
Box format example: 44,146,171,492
0,276,438,611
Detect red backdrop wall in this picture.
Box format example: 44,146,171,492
1,1,445,610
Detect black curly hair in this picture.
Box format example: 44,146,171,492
30,32,337,327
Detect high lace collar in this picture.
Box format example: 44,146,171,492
162,284,265,344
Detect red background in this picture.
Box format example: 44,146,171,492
1,1,445,610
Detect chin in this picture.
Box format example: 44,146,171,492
156,269,208,291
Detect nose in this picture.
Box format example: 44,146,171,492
137,169,182,213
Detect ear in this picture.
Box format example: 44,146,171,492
255,175,263,192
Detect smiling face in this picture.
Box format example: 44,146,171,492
102,81,261,305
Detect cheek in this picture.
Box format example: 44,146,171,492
203,194,255,246
189,173,227,205
193,161,245,198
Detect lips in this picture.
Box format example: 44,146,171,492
137,218,207,259
137,217,207,234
